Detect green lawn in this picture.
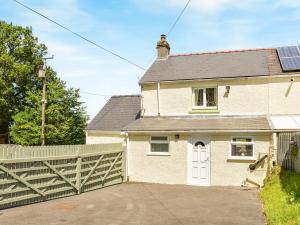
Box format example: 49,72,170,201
260,166,300,225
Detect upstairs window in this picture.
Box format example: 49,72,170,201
193,87,217,109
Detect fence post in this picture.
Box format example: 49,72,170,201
122,137,127,182
76,146,82,194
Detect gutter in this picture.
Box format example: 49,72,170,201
123,130,275,134
140,74,300,85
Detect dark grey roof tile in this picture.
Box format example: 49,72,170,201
140,49,281,83
86,95,141,131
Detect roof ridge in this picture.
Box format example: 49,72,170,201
170,48,275,57
111,94,140,98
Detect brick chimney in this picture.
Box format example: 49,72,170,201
156,34,170,60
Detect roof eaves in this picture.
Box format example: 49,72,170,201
124,129,273,133
111,94,140,98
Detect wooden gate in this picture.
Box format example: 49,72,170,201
277,132,300,171
0,143,125,209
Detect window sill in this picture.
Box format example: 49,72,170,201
189,109,220,114
147,153,171,156
227,157,256,162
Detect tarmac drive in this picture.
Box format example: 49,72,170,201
0,182,266,225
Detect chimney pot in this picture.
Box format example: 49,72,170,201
156,34,170,60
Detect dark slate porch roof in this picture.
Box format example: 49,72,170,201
86,95,141,132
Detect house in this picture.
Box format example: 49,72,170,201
86,35,300,186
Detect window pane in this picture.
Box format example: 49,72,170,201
206,88,216,107
231,144,253,157
151,143,169,153
194,89,204,106
232,137,252,143
151,136,168,141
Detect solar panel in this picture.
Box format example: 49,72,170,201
280,57,300,71
277,46,300,71
277,46,300,57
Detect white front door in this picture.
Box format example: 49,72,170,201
188,137,210,186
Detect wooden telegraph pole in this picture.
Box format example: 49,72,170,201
38,56,54,146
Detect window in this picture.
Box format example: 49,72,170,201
230,137,254,159
149,136,169,154
193,87,217,109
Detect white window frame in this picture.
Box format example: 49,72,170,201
229,136,255,160
192,87,218,109
148,136,170,156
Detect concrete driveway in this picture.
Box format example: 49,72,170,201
0,183,265,225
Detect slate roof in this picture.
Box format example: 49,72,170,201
86,95,141,131
123,116,271,132
139,48,293,84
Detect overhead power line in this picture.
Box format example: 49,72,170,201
11,0,146,71
167,0,192,36
145,0,192,69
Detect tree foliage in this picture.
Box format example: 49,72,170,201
0,21,88,145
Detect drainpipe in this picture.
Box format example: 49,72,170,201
141,94,145,117
121,131,129,182
157,82,161,117
125,132,129,181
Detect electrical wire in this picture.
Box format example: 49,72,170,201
145,0,192,70
167,0,192,36
12,0,191,97
11,0,146,71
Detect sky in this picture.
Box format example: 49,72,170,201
1,0,300,119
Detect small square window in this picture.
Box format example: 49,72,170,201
230,137,254,159
150,136,169,154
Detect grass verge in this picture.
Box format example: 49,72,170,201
260,166,300,225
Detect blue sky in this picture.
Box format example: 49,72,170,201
1,0,300,119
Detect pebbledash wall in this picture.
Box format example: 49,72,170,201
127,133,271,186
141,76,300,116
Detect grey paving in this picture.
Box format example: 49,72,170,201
0,183,266,225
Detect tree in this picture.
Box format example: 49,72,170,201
0,21,88,145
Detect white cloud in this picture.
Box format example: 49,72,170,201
133,0,264,14
277,0,300,8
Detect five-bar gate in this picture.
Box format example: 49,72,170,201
0,143,125,209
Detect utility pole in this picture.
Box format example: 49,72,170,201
38,56,54,146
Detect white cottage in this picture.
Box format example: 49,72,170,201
86,36,300,187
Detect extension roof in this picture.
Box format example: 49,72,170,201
123,116,271,132
139,48,295,84
86,95,141,132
